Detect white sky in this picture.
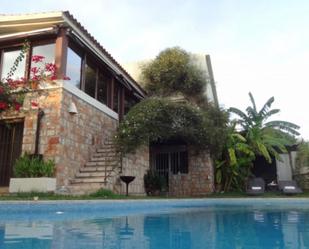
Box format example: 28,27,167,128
2,0,309,139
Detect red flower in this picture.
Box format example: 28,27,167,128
50,75,57,81
0,102,8,110
14,102,22,111
30,67,39,74
63,76,71,80
31,101,39,108
45,63,56,73
0,87,4,94
7,78,17,89
32,55,45,63
31,75,41,81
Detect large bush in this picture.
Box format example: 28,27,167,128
116,98,228,156
141,47,207,105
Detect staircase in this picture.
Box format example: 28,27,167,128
68,140,122,195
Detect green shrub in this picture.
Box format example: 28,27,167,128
144,170,166,195
116,98,228,155
295,141,309,172
141,47,206,102
89,188,122,198
14,153,55,177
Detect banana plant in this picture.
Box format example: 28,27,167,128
229,92,300,163
216,123,255,191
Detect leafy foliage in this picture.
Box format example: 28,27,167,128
144,170,167,195
141,47,208,105
229,92,299,162
0,42,30,114
89,188,124,198
116,98,228,156
295,141,309,173
14,153,55,178
216,92,300,192
0,41,70,115
215,123,255,192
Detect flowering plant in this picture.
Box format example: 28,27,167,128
0,43,29,113
0,42,70,114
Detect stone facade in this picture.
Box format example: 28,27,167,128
168,147,214,196
3,84,213,196
1,83,150,195
121,145,149,195
56,87,118,188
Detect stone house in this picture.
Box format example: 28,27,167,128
0,11,217,196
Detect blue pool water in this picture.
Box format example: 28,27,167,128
0,199,309,249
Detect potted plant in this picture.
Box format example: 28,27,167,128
144,170,166,196
9,153,56,193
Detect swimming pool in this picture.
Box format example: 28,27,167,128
0,198,308,249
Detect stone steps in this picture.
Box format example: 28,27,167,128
71,177,107,184
92,152,117,157
98,144,115,149
85,161,119,167
69,137,121,195
90,156,119,161
76,171,112,178
80,166,115,172
96,148,115,153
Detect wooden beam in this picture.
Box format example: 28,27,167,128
119,86,125,120
109,77,115,110
55,28,68,79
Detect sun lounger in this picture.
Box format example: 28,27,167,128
246,178,265,195
278,180,303,195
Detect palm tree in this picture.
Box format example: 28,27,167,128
229,92,300,163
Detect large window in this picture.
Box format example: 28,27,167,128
31,43,55,77
113,82,119,113
124,91,138,115
31,43,55,64
0,48,26,80
84,62,96,98
66,47,82,88
97,72,109,105
65,41,140,116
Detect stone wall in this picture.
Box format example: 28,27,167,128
120,145,150,195
2,84,149,194
56,87,118,188
0,88,63,158
169,147,214,196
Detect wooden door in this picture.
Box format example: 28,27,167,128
0,122,24,186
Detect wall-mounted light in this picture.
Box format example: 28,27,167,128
68,102,78,114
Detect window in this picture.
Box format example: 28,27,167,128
31,43,55,64
113,82,119,113
31,43,55,77
124,91,138,114
84,62,96,98
1,48,26,80
97,72,109,105
65,41,140,115
66,47,82,88
151,145,189,177
171,151,188,174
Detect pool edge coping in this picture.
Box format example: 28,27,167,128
1,197,309,205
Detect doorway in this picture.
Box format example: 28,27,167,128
150,143,188,189
0,121,24,186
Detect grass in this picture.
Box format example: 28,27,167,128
1,189,309,201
